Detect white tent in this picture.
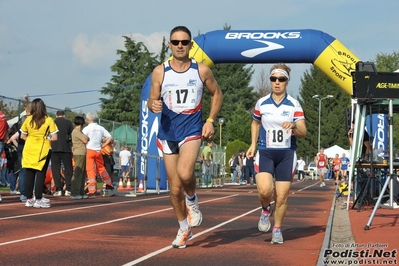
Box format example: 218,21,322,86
323,145,350,158
7,110,26,126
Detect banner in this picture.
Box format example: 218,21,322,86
366,113,389,155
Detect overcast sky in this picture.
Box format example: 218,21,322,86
1,0,399,114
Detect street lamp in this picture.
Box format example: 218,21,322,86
312,95,334,153
218,118,225,146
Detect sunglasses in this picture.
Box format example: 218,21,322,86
270,76,288,82
170,40,191,46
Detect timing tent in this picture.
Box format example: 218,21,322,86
324,145,350,158
110,124,137,146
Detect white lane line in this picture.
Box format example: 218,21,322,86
122,206,262,266
0,196,170,220
0,194,239,246
291,182,321,194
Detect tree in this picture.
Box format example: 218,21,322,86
225,103,253,144
255,68,271,97
0,97,28,119
98,36,159,126
202,63,256,146
296,66,351,159
158,36,170,63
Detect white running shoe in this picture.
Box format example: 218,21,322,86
172,227,192,249
53,191,62,196
25,198,35,207
33,196,50,203
41,196,50,203
186,194,202,227
258,205,273,232
33,199,51,208
271,228,284,244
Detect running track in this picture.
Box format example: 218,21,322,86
0,180,335,266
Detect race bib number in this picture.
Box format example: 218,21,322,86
266,129,291,148
319,161,325,167
167,87,198,110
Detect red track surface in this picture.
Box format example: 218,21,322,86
0,180,361,266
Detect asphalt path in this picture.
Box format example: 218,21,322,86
0,179,335,266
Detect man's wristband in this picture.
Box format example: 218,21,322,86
206,118,214,124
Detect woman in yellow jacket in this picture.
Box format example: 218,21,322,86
20,98,58,208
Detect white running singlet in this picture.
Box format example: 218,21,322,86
158,59,204,142
252,94,305,151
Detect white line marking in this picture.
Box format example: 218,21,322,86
0,194,239,246
291,182,321,194
122,206,262,266
0,196,170,220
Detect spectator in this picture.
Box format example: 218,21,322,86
0,109,10,203
245,154,255,184
4,143,18,194
228,154,235,179
8,103,32,202
20,98,58,208
231,149,244,184
117,145,131,183
101,138,115,186
200,140,214,187
70,116,89,199
51,110,73,196
296,157,306,181
0,150,8,187
82,112,114,196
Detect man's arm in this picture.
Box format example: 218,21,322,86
199,63,223,121
199,63,223,139
147,65,164,114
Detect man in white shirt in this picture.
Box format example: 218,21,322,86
118,145,131,183
82,112,114,196
297,157,306,181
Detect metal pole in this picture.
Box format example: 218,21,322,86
219,123,222,146
318,99,321,153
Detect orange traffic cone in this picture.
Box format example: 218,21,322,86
51,178,56,193
126,178,132,190
137,180,144,192
118,178,124,190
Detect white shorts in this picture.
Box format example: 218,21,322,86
317,168,327,175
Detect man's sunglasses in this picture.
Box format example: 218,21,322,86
170,40,191,46
270,76,288,82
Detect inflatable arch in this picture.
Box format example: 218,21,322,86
137,29,360,190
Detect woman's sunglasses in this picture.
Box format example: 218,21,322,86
270,76,288,82
170,40,191,46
